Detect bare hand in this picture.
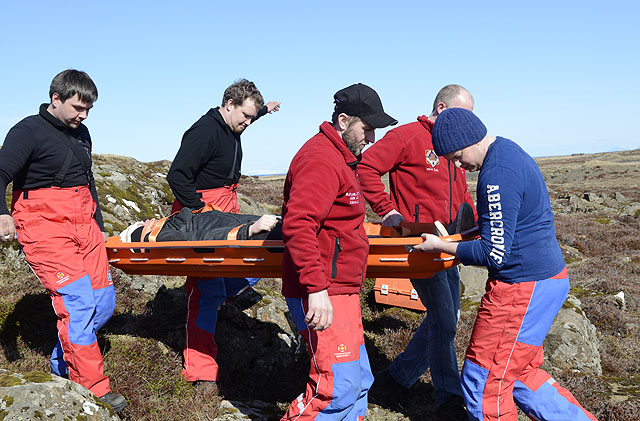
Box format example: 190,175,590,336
248,215,278,237
413,233,445,252
413,233,459,257
305,289,333,331
265,101,281,114
0,214,17,243
381,209,405,227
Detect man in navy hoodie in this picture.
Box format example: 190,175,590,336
415,108,598,421
281,83,396,420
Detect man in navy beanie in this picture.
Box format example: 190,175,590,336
415,108,598,421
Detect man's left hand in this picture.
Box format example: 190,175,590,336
305,289,333,331
266,101,281,113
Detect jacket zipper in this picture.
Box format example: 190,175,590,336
331,237,342,279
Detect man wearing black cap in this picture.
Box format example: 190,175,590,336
280,83,396,420
415,108,598,421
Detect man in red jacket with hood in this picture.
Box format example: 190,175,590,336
281,83,397,420
359,84,476,419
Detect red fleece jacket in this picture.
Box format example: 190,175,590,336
281,122,369,298
359,116,476,224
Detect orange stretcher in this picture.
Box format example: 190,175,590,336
106,222,478,279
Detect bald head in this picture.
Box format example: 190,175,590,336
430,84,474,120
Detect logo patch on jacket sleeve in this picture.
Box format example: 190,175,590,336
425,150,440,168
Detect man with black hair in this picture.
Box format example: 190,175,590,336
281,83,397,420
167,79,280,392
0,70,126,412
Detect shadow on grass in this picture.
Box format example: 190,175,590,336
105,283,308,405
0,292,58,362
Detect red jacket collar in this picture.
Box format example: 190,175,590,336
417,115,434,132
319,121,360,166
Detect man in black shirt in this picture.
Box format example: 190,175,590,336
166,79,279,392
0,70,126,412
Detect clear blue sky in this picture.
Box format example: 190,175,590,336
1,1,638,175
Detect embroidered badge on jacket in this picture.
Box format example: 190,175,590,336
425,149,440,168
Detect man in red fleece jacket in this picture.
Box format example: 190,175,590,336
359,84,476,419
280,83,397,420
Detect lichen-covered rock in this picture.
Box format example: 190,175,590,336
459,264,488,301
0,369,121,420
542,295,602,376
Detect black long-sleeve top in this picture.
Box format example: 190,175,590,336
0,104,105,230
167,105,268,209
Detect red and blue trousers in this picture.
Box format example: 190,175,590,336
176,186,258,381
12,186,115,397
461,268,598,420
282,294,373,421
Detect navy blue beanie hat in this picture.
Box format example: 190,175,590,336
432,108,487,156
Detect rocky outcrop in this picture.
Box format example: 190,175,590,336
542,295,602,376
92,155,174,234
459,264,488,301
0,369,120,420
552,191,640,217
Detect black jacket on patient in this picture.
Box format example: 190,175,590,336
131,208,282,242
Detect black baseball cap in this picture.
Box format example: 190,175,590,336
333,83,398,129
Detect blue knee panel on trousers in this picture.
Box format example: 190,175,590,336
286,297,307,332
93,285,116,330
316,358,362,420
195,278,226,333
517,278,569,346
514,379,594,420
461,359,488,421
57,275,98,346
50,341,67,377
352,344,373,418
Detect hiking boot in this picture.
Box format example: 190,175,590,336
218,302,240,321
99,391,127,412
448,202,475,234
435,394,467,420
433,220,449,237
193,380,220,394
230,287,263,310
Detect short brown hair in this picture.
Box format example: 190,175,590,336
49,69,98,103
221,79,264,109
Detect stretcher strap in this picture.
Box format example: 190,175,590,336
226,225,242,240
148,217,168,242
193,203,223,214
140,217,169,242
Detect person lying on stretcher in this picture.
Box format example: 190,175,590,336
118,202,474,244
119,204,281,243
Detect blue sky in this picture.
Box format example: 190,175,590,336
1,1,638,175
